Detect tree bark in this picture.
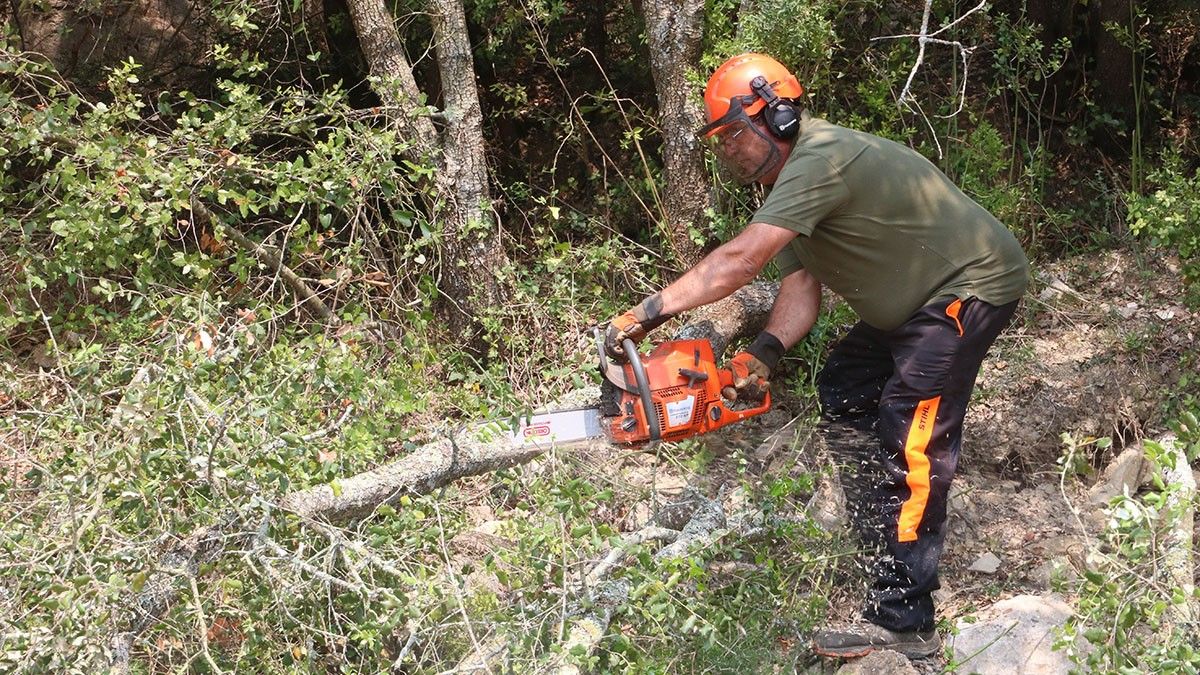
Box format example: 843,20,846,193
344,0,439,158
673,280,780,357
1090,0,1136,125
302,0,329,55
9,0,213,84
345,0,510,338
641,0,711,267
280,432,556,523
428,0,509,326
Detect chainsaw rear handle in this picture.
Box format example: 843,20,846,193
594,330,664,442
595,331,772,444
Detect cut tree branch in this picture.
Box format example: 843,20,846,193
1158,435,1196,636
870,0,988,157
871,0,987,107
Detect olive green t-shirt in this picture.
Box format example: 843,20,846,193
754,116,1029,331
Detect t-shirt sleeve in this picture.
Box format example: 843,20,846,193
773,244,803,277
751,151,849,237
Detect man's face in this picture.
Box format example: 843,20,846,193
705,115,783,185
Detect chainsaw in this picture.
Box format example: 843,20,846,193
506,332,771,447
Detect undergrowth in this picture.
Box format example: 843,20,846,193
1058,419,1200,672
2,0,1199,671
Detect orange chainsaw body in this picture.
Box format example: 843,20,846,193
601,338,771,445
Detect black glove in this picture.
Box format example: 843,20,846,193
604,292,675,360
721,331,785,401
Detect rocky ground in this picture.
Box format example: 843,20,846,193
813,249,1196,673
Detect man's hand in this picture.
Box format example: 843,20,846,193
722,351,771,401
604,292,674,360
720,331,785,401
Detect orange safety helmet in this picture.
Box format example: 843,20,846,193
701,53,805,137
698,53,805,184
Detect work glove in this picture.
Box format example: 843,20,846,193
604,292,675,360
721,331,785,402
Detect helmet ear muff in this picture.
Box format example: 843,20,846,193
750,75,800,140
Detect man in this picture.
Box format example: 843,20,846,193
603,53,1028,659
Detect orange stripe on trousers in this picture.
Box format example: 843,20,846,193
897,396,942,543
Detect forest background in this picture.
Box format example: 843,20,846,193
2,0,1199,672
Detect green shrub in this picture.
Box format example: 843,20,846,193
1127,153,1200,304
1060,432,1200,672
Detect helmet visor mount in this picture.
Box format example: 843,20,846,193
697,95,782,185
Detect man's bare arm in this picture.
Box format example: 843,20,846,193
766,269,821,348
657,222,799,315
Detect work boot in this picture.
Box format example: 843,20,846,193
812,621,941,659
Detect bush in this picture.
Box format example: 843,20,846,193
1127,153,1200,304
1059,429,1200,672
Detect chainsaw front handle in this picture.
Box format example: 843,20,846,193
622,337,662,441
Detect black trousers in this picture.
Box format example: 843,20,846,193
817,296,1017,633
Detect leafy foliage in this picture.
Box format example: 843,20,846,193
1127,153,1200,303
2,0,1200,671
1060,434,1200,672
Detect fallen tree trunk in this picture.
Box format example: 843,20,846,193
673,280,779,357
109,517,244,672
280,432,555,522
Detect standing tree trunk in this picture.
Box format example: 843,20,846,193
429,0,508,319
641,0,711,268
345,0,509,339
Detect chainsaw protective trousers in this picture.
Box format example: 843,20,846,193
817,296,1018,633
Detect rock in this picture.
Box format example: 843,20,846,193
1087,446,1149,506
463,568,507,597
835,649,918,675
654,473,689,495
466,503,495,526
951,594,1086,674
621,501,653,531
947,485,979,537
933,579,955,606
472,520,511,538
1036,275,1080,303
968,552,1002,574
449,529,514,557
1030,558,1078,591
